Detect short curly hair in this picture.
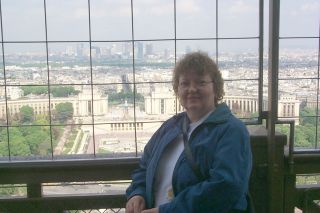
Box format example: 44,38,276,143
172,51,224,104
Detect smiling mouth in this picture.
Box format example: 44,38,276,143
187,97,200,101
187,96,200,99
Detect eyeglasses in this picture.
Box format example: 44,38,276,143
178,80,213,90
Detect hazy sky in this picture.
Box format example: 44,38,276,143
0,0,319,54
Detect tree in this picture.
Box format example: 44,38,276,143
21,86,48,96
0,139,8,157
21,85,79,97
277,123,316,149
19,106,34,123
300,107,317,126
108,91,144,105
8,128,31,156
54,102,74,123
0,115,63,157
25,128,50,155
10,140,31,156
295,125,316,148
51,86,79,97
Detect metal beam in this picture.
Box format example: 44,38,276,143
0,158,140,184
0,194,127,212
267,0,282,212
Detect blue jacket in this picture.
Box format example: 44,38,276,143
126,103,252,213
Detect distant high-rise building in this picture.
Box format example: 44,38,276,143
76,43,84,57
136,42,144,59
121,74,131,93
145,43,153,56
110,44,122,56
101,47,111,57
164,49,169,60
91,46,101,59
123,42,132,58
65,46,75,56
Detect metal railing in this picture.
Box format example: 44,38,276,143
0,158,139,212
0,128,319,213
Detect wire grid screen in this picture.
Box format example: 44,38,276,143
0,0,263,161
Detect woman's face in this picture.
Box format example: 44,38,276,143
177,71,215,121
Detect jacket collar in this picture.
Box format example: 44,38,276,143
178,103,231,130
202,102,231,124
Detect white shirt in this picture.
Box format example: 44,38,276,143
154,110,213,207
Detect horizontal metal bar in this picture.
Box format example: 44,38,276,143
0,194,126,212
296,184,320,195
1,139,317,186
293,150,320,155
1,37,260,44
0,158,140,184
284,153,320,174
279,36,320,39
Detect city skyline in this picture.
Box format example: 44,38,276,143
0,0,318,54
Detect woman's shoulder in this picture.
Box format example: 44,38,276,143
160,112,186,128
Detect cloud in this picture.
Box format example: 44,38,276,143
227,0,257,15
133,0,174,17
91,6,131,19
177,0,201,14
285,1,320,18
147,3,174,16
301,2,320,13
133,0,201,16
74,8,89,19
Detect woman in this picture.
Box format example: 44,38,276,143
126,52,252,213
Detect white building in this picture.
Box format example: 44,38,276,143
0,86,23,100
144,86,183,116
278,96,300,119
0,86,108,119
144,88,301,124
